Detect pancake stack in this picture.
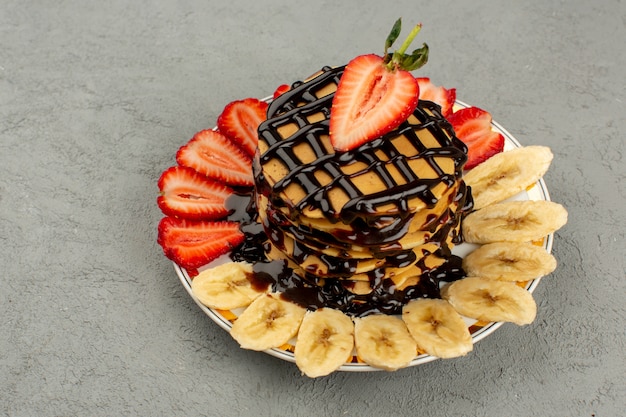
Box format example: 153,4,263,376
254,66,472,301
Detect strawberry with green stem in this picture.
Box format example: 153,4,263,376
330,18,429,152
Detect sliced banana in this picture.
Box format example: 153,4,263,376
464,145,553,210
230,293,306,351
402,298,473,359
191,261,266,310
463,241,557,282
353,315,417,371
294,308,354,378
462,200,568,244
442,277,537,325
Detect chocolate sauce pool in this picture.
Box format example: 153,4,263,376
227,192,467,317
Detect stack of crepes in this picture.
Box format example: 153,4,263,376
253,66,472,304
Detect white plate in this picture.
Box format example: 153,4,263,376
172,100,553,371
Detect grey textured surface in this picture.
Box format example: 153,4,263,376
1,0,624,416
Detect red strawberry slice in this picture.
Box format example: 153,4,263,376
157,217,244,270
329,20,429,152
447,106,505,170
176,129,254,187
416,77,456,117
330,54,420,152
216,98,268,158
157,165,233,220
273,84,290,99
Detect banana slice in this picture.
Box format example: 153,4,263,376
464,145,553,210
462,200,568,244
191,261,267,310
230,293,306,351
463,241,557,281
353,315,417,371
441,277,537,325
402,298,473,359
294,308,354,378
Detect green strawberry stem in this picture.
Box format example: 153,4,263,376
383,18,429,72
395,24,422,56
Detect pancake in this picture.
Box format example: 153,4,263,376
258,183,467,255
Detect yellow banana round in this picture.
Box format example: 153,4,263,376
464,145,553,210
191,261,266,310
294,308,354,378
353,314,417,371
462,241,557,281
230,293,306,351
442,277,537,325
402,298,473,359
462,200,568,244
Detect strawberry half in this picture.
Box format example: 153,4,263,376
157,217,244,270
176,129,254,187
329,19,429,152
416,77,456,117
216,98,268,158
447,106,505,170
157,165,233,220
330,54,419,151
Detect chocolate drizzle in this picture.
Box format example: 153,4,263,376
228,192,469,317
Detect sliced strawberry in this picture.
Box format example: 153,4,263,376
216,98,268,158
157,165,233,220
416,77,456,117
176,129,253,187
330,54,419,151
329,20,429,152
447,106,505,170
157,217,244,270
273,84,290,99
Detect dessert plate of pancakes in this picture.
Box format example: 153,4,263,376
172,99,554,372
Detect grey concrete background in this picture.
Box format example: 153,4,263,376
1,0,624,416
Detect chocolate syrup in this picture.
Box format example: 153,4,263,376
260,193,462,260
225,190,256,222
247,256,465,317
227,192,468,317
